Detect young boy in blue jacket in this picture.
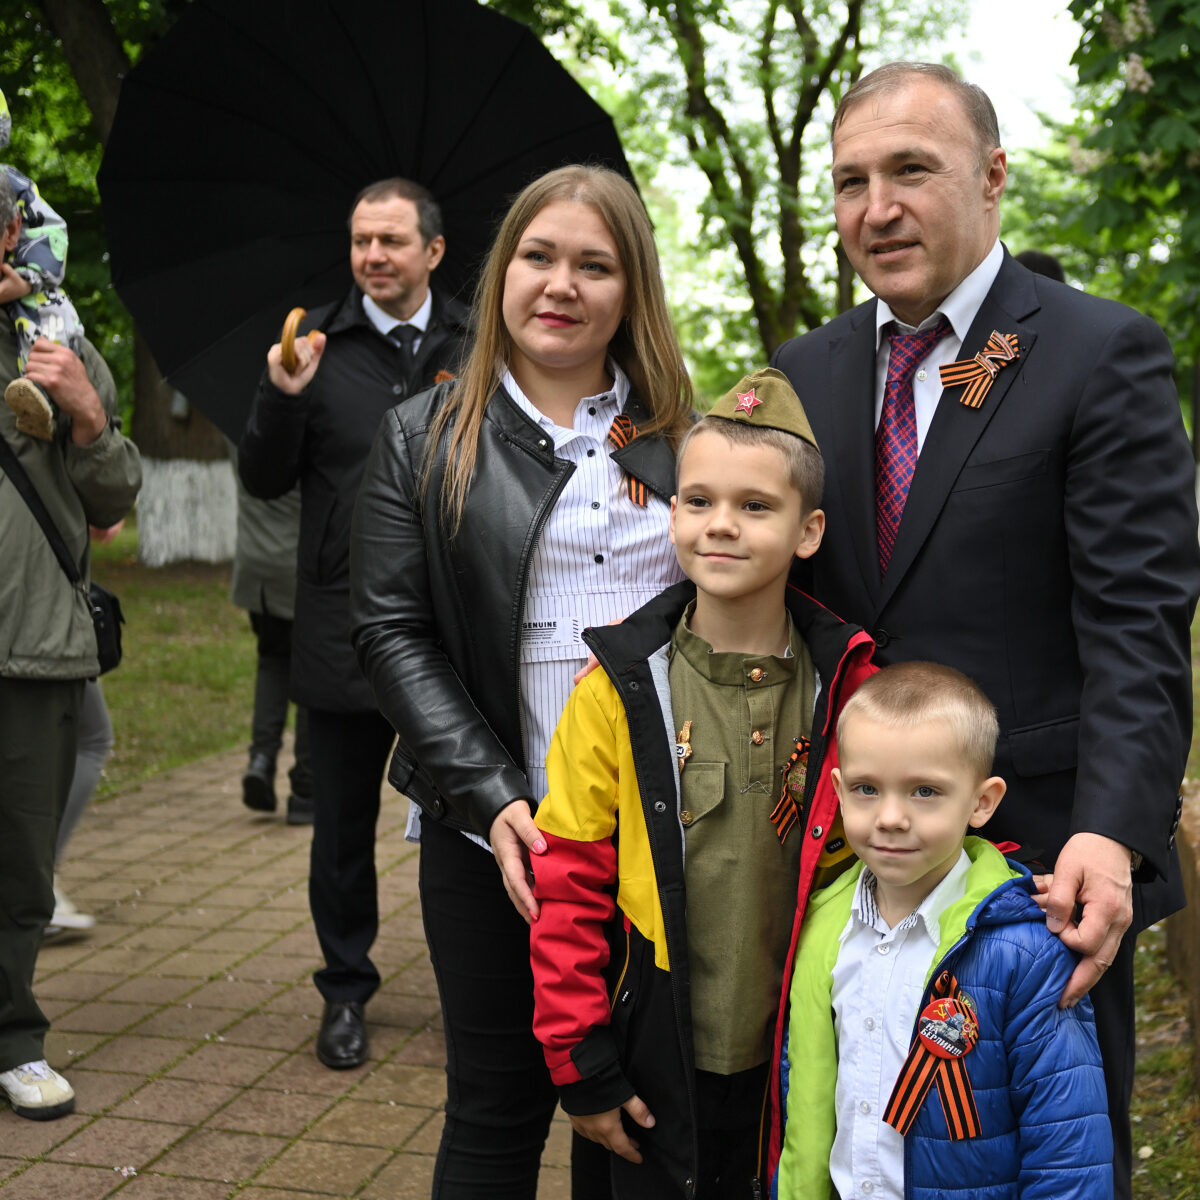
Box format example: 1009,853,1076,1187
774,661,1113,1200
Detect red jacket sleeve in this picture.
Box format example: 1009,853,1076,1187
530,830,618,1084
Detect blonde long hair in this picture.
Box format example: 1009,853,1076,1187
426,165,693,528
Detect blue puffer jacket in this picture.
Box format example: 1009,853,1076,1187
774,837,1113,1199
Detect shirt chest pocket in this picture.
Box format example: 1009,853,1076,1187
678,761,726,826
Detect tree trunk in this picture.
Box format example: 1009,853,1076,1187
36,0,127,141
132,338,228,461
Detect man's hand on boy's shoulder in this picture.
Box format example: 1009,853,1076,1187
1034,832,1134,1009
569,1095,656,1164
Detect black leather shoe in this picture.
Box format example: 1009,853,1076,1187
316,1001,368,1069
286,793,314,826
242,753,277,813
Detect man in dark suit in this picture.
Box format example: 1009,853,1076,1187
772,62,1200,1197
240,178,469,1071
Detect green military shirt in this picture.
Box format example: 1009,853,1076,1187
669,604,815,1074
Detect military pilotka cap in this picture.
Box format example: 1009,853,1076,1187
707,368,819,450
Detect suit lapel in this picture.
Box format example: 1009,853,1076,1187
877,255,1041,611
827,304,883,607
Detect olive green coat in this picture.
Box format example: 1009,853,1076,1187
0,312,142,681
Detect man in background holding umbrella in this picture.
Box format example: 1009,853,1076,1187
239,178,469,1070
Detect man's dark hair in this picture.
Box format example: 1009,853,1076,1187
1015,250,1066,283
348,177,443,245
834,62,1001,168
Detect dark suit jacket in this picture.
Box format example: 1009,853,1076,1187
773,250,1200,926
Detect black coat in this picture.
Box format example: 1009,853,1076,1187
349,380,678,840
772,251,1200,927
239,285,470,711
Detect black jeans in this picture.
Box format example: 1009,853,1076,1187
420,813,612,1200
306,707,394,1003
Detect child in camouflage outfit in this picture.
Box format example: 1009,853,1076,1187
0,87,86,441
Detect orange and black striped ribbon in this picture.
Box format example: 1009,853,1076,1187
884,970,982,1140
606,413,648,506
938,330,1020,409
769,737,810,845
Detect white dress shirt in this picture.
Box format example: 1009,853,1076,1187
362,289,432,352
828,851,971,1200
872,240,1003,449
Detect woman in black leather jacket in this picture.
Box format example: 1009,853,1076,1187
350,166,693,1199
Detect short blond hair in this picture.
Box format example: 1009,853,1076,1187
837,661,998,779
676,416,824,513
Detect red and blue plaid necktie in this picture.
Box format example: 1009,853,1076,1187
875,318,950,574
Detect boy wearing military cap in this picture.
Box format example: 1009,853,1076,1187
529,370,876,1199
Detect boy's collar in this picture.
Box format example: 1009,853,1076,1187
850,849,971,936
670,603,800,686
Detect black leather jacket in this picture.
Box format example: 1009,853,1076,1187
350,379,677,839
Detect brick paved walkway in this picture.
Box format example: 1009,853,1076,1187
1,744,571,1198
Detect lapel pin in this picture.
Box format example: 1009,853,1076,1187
675,720,693,772
939,330,1020,409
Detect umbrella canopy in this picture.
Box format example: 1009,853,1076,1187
98,0,632,440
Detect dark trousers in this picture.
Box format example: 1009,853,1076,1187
609,1065,767,1200
1093,927,1137,1200
693,1064,769,1200
248,611,311,799
0,676,82,1069
420,814,612,1200
306,707,394,1003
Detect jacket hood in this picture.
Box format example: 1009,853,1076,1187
969,856,1047,931
802,836,1039,978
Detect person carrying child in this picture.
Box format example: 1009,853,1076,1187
0,87,86,442
529,369,875,1199
773,661,1113,1199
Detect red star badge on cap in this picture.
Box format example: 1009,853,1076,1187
734,388,762,415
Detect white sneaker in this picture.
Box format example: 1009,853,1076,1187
0,1060,75,1120
51,882,95,931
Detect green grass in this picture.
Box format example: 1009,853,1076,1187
89,522,257,798
1131,922,1199,1199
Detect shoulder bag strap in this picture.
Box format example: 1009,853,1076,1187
0,431,83,584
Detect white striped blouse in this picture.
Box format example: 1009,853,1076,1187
503,363,685,809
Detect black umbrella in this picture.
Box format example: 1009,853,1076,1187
98,0,632,440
